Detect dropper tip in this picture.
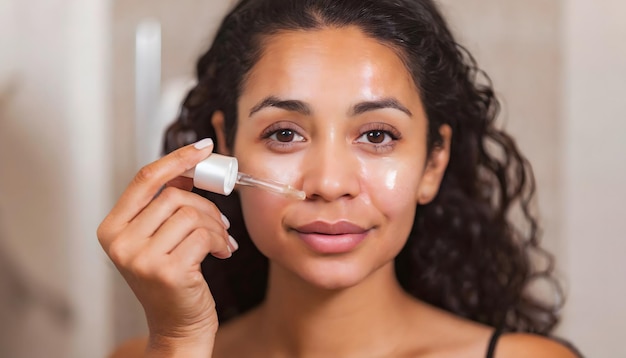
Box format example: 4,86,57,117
293,190,307,201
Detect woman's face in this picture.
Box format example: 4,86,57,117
231,26,449,289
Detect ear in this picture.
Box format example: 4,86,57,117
416,124,452,204
211,110,231,155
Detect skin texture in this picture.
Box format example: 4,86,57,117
105,27,577,358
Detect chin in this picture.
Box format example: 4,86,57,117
290,257,385,291
303,274,364,291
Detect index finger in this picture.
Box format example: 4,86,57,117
107,138,214,228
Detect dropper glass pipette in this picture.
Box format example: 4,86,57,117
236,173,306,200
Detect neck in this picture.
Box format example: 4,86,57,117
254,261,417,357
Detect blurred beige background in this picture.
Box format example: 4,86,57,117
1,0,624,357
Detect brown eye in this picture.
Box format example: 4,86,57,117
266,127,305,144
275,129,295,142
355,124,400,152
366,130,386,144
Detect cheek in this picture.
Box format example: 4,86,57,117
238,191,298,265
359,157,423,220
240,154,302,187
239,189,284,246
234,152,303,251
358,157,422,257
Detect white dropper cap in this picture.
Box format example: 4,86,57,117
186,153,238,195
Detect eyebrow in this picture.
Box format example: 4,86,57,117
248,96,412,118
249,96,312,117
350,98,413,117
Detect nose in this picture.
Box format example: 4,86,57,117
300,139,361,201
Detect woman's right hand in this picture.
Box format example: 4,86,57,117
97,138,237,357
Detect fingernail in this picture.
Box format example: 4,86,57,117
226,244,232,258
193,138,213,150
220,213,231,229
228,235,239,252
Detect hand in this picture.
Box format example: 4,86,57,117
97,138,236,357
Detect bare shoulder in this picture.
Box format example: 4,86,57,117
107,336,148,358
401,301,579,358
496,333,579,358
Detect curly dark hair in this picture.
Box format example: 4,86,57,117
163,0,563,335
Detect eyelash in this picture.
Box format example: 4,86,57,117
260,122,306,151
355,123,402,152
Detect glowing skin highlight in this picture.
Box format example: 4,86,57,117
384,169,399,191
226,26,448,290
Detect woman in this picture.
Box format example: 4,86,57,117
98,0,579,356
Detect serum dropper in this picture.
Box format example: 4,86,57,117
182,153,306,200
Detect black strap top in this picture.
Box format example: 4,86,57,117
486,326,504,358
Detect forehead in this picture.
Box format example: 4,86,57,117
240,26,420,107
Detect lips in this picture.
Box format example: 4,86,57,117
295,221,367,235
294,221,369,254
